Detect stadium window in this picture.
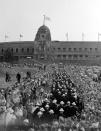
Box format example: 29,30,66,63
63,48,66,51
79,48,82,51
1,49,3,53
22,48,24,52
53,48,55,50
74,54,77,58
74,48,77,51
16,48,18,53
11,48,13,52
96,55,100,57
68,55,72,58
63,55,66,59
32,48,34,53
68,48,71,51
57,55,61,59
79,55,83,58
27,48,29,53
58,48,61,51
85,55,88,58
95,48,98,51
90,48,92,51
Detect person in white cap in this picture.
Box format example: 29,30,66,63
37,111,43,118
52,99,57,104
59,108,64,117
45,104,50,112
60,101,64,105
40,107,45,112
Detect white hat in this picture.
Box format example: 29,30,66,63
45,104,49,108
37,111,43,117
59,108,64,112
49,109,54,114
53,99,57,104
59,86,62,89
36,102,40,106
40,108,45,112
53,121,59,127
67,101,70,104
72,102,76,106
58,91,61,94
65,92,67,95
23,119,29,125
44,98,48,101
60,101,64,105
62,94,65,97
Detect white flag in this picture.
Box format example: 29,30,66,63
45,16,51,21
66,33,68,41
43,15,51,25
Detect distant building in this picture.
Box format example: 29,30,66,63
0,25,101,64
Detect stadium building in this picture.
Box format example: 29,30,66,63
0,25,101,64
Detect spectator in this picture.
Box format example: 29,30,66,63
5,72,11,82
16,72,21,83
26,71,31,79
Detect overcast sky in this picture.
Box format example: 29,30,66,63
0,0,101,42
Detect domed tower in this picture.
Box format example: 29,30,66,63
35,25,51,42
34,25,52,61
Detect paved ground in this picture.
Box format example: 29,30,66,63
0,66,37,89
0,78,14,89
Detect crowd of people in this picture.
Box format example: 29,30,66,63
0,63,101,130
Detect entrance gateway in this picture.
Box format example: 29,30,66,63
34,25,52,61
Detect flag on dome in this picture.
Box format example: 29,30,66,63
43,15,51,25
45,16,51,21
66,33,68,41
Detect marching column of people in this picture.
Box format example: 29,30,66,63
32,71,84,124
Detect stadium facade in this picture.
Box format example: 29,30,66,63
0,25,101,64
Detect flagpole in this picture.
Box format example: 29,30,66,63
19,36,20,41
66,33,68,41
19,35,21,41
82,33,84,41
5,34,6,42
5,35,6,42
19,34,23,41
5,34,8,42
98,33,99,42
43,15,45,25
